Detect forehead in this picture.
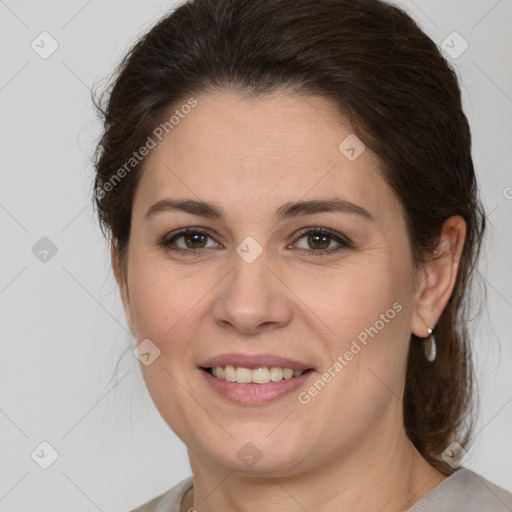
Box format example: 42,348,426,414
133,91,401,222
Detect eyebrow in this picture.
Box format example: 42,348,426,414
145,198,374,223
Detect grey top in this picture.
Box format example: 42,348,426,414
130,469,512,512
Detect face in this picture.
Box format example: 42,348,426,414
118,91,424,475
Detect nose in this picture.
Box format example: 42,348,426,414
212,247,293,335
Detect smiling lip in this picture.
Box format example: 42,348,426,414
201,370,312,405
199,353,315,405
199,353,313,371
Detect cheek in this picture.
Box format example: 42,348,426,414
297,252,412,410
303,275,410,436
300,260,409,348
126,249,201,340
126,256,205,437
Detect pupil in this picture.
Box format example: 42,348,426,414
309,233,329,250
186,233,207,248
183,232,331,250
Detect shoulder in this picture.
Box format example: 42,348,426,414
408,468,512,512
129,476,194,512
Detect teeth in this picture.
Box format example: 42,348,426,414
224,365,236,382
235,367,252,383
209,365,305,384
252,367,270,384
270,367,283,381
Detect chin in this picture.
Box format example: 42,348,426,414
189,426,311,475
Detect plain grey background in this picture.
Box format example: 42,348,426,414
1,0,511,510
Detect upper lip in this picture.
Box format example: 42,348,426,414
199,353,313,371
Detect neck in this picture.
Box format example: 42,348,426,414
182,428,446,512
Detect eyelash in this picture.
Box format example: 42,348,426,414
158,227,352,257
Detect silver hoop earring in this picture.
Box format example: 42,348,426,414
424,327,437,362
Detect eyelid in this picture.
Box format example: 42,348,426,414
159,227,221,249
293,226,353,247
158,225,352,256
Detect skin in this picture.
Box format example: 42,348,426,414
113,91,466,511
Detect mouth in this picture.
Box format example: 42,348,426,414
202,365,313,384
198,354,315,405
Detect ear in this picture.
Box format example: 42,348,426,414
410,215,467,337
111,243,135,335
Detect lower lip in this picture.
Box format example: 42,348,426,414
200,369,313,405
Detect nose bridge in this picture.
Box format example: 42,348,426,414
213,238,291,333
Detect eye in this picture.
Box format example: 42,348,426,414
158,227,221,255
158,226,352,257
292,227,352,257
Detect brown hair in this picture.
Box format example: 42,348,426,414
92,0,486,474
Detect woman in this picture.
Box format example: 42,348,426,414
92,0,512,510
